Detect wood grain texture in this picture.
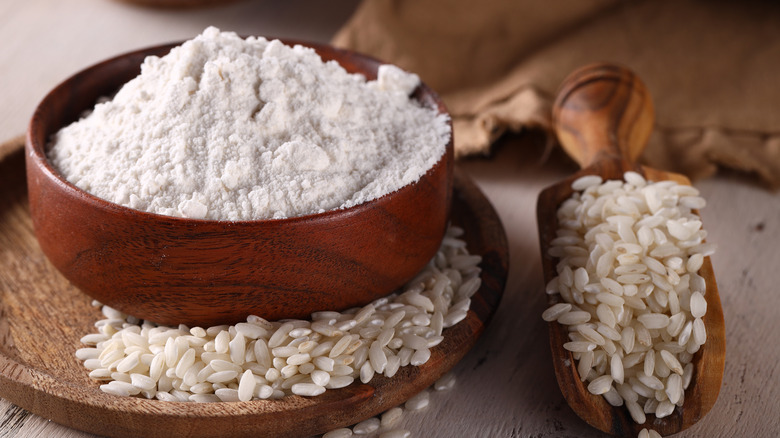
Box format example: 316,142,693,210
0,135,507,438
553,63,655,169
25,41,453,327
537,63,726,436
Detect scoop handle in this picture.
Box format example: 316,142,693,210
552,63,654,169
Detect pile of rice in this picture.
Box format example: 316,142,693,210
77,225,481,435
542,172,715,426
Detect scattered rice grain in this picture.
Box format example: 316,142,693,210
404,390,430,410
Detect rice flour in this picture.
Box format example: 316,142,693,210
48,27,450,220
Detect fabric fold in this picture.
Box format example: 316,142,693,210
334,0,780,188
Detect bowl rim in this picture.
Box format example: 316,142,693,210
26,37,454,227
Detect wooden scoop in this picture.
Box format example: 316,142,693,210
537,63,725,436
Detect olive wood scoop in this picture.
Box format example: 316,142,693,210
536,63,725,436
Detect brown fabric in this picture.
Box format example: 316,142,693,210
333,0,780,188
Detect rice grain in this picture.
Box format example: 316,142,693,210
587,375,613,395
404,390,430,411
352,418,380,435
558,311,591,325
542,303,572,322
379,429,411,438
291,383,325,397
323,428,353,438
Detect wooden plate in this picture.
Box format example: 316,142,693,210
0,137,508,438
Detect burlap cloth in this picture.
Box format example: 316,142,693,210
333,0,780,188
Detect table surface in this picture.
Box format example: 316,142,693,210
1,1,778,437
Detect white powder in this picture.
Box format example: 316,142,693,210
48,27,450,220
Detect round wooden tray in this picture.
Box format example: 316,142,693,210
0,137,508,438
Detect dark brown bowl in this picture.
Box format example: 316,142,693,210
25,39,453,327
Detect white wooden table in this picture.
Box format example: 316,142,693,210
1,1,778,436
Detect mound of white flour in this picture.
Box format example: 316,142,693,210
48,27,450,220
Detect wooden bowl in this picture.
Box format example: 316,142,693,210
25,40,453,327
